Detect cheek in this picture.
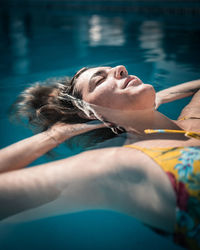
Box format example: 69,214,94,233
83,85,115,107
87,94,113,108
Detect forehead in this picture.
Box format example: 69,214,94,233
75,66,111,91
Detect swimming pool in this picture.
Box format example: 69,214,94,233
0,2,200,250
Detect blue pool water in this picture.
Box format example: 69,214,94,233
0,3,200,250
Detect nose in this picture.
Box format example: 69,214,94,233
113,65,128,79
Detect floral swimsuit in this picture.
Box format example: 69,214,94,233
125,145,200,249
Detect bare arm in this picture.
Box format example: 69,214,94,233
0,122,105,173
0,148,110,221
0,147,126,221
0,147,175,232
155,79,200,109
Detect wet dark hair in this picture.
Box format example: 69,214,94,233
10,68,121,150
10,68,90,130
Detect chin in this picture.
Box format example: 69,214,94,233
143,83,155,91
129,85,156,110
143,84,156,100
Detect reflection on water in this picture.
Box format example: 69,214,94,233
138,21,165,62
0,9,199,82
9,15,30,75
89,15,125,46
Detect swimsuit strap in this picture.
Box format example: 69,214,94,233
144,129,200,140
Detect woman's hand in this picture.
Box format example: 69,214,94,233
0,121,105,173
49,121,106,144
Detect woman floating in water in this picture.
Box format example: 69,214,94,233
0,66,200,249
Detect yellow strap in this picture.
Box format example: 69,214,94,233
144,129,200,140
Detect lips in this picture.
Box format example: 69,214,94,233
123,76,141,89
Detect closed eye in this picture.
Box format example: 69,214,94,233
95,76,105,86
89,69,109,92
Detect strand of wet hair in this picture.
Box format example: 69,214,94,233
58,86,125,134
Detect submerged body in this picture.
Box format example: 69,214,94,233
125,145,200,248
0,65,200,249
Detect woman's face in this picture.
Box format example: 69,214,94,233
75,65,156,112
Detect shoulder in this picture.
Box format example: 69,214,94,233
82,146,147,167
80,146,160,181
78,146,176,197
188,89,200,105
177,89,200,130
81,146,176,231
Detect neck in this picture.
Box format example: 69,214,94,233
102,108,181,135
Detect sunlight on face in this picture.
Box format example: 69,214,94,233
75,65,156,113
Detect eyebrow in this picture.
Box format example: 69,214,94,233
88,70,107,92
71,67,89,85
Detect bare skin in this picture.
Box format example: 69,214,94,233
75,65,200,147
0,66,199,236
0,145,176,232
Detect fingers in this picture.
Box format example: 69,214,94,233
78,121,106,131
50,121,106,143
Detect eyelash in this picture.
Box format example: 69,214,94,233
96,76,105,85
